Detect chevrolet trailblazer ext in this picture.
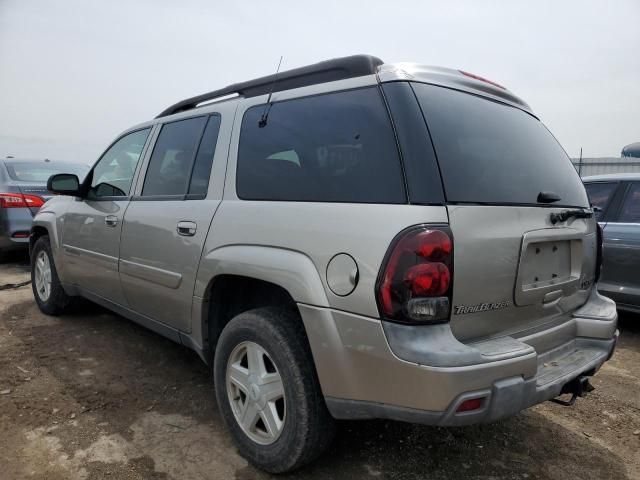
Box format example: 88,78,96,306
30,55,617,473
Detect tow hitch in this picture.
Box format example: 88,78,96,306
550,376,595,407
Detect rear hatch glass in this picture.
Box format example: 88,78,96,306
5,161,88,183
412,82,588,209
412,83,595,343
4,161,88,215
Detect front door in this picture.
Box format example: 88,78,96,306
119,114,224,331
61,128,152,305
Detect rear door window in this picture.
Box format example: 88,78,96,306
584,182,617,219
236,87,406,203
412,83,589,208
618,183,640,223
187,115,221,197
142,116,208,197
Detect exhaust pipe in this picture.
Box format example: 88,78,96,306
550,375,595,407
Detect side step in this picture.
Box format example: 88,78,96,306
549,375,595,406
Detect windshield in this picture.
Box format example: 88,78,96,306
412,83,589,208
5,162,88,183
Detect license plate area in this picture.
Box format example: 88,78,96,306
515,229,583,306
521,240,571,288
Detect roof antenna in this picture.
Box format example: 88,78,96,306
258,56,283,128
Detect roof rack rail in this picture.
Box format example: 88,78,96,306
156,54,384,118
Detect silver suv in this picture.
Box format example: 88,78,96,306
30,55,618,473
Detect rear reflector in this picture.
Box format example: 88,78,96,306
459,70,506,90
456,397,484,413
11,231,30,238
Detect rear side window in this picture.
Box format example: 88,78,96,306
584,182,617,219
237,87,406,203
413,83,589,208
618,183,640,223
143,116,209,197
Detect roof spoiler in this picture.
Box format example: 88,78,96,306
156,54,384,118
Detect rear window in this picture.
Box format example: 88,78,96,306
5,162,88,182
584,182,617,219
236,87,406,203
412,83,589,208
619,183,640,223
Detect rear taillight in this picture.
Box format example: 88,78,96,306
376,225,453,324
595,223,603,282
0,193,45,208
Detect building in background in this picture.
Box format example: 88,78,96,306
573,142,640,177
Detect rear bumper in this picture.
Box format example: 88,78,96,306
0,208,33,251
301,289,617,425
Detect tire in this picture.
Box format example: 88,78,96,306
31,235,73,315
214,306,335,473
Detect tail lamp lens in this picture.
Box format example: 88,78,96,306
0,193,45,208
376,226,453,324
595,222,603,282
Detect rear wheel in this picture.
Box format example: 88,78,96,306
214,307,335,473
31,236,73,315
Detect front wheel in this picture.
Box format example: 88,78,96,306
31,236,73,315
214,307,335,473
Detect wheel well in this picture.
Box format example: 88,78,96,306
204,275,300,363
30,226,49,254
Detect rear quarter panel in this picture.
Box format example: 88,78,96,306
196,78,449,317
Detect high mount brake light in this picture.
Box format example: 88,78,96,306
459,70,506,90
0,193,45,208
376,226,454,324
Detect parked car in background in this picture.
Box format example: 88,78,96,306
0,158,88,257
30,55,617,473
584,173,640,313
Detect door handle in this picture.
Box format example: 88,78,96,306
105,215,118,227
177,221,197,236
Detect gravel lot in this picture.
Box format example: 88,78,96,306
0,253,639,480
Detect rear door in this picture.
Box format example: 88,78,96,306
119,112,226,332
411,82,596,342
598,182,640,307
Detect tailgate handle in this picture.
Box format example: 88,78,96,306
543,290,563,304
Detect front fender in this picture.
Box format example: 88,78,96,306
31,205,67,282
194,245,329,307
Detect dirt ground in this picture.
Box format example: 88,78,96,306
0,253,639,480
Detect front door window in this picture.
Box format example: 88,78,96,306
88,128,151,199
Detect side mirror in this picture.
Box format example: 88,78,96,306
47,173,81,196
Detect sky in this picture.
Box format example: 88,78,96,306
0,0,638,163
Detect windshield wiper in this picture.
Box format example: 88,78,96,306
537,191,562,203
550,209,594,225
